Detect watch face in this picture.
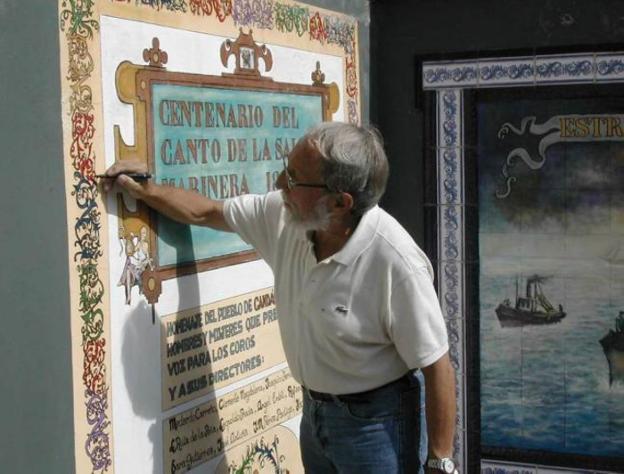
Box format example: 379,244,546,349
441,458,455,473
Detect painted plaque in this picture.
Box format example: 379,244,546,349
163,368,303,473
150,84,323,267
161,287,283,410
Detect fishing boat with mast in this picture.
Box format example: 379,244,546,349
495,275,566,327
599,311,624,386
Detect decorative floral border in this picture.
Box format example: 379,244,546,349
436,88,466,470
60,0,111,471
426,51,624,474
60,1,360,472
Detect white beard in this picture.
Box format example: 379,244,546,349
283,194,332,233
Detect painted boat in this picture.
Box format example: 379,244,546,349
495,275,566,327
599,311,624,386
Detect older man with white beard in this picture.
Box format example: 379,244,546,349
103,122,457,474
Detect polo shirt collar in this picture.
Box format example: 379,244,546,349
330,205,380,266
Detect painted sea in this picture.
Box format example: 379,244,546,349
480,258,624,457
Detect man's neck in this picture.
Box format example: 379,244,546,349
312,214,360,262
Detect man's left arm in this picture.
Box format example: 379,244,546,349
421,352,456,465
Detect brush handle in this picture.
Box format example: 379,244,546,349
96,172,152,181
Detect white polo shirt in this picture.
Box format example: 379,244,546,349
224,191,448,394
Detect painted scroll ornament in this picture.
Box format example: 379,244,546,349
496,114,624,198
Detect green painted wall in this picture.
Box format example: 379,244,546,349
0,0,75,472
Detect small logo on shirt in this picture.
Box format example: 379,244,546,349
335,305,349,315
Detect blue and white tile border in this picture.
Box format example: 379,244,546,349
423,52,624,90
423,51,624,474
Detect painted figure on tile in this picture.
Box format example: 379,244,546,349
118,225,153,304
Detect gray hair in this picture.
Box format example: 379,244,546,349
305,122,389,217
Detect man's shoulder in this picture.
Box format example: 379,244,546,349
370,208,432,276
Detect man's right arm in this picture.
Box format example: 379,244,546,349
102,161,232,232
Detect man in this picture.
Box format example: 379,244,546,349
103,122,457,474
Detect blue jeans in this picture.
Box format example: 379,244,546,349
299,371,427,474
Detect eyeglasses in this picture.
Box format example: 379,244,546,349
282,157,329,191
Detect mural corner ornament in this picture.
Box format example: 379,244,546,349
143,37,168,68
310,61,340,118
220,28,273,79
311,60,325,85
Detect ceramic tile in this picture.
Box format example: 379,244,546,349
535,55,594,84
439,259,464,321
516,402,566,451
423,61,478,89
446,316,465,372
565,190,611,235
478,57,535,87
437,146,463,205
536,467,594,474
437,89,463,148
480,337,522,384
453,367,468,442
478,233,568,260
611,190,624,234
453,428,466,473
439,205,464,262
563,234,613,263
481,461,537,474
596,53,624,82
521,349,566,406
610,264,624,298
481,401,524,448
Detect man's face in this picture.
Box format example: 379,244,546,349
276,139,332,231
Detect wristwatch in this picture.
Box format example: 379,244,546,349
426,457,457,474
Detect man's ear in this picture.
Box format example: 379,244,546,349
334,192,354,213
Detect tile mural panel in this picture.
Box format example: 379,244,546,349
479,95,624,458
425,52,624,473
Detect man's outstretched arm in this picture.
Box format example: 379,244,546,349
102,160,232,232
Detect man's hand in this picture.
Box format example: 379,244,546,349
100,160,151,199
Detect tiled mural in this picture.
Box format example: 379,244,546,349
423,53,624,474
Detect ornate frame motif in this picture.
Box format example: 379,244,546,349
422,51,624,474
115,32,338,303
